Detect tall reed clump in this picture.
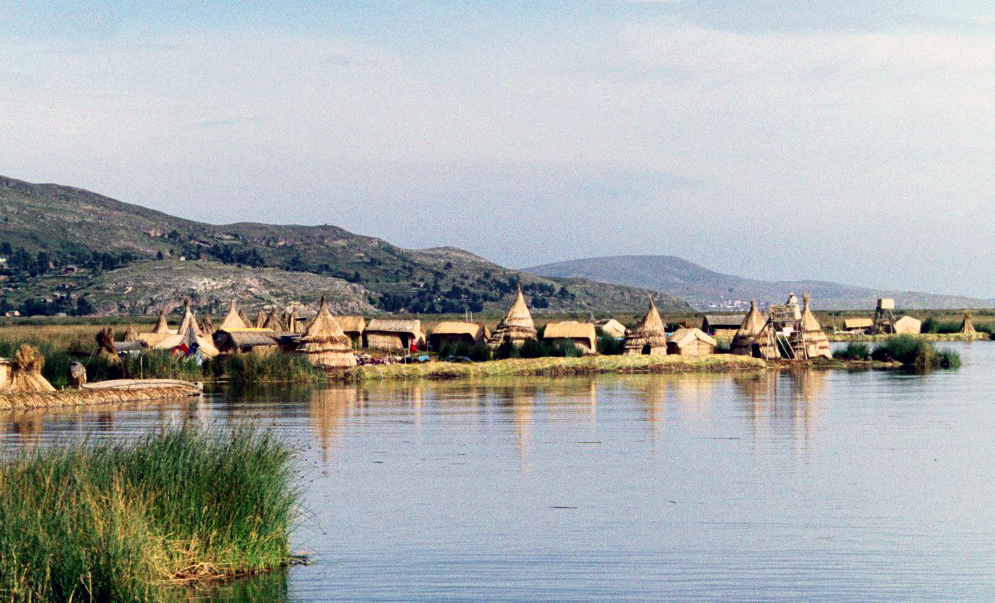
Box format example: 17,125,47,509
0,425,299,602
438,342,492,362
216,353,326,384
833,341,870,360
871,335,961,369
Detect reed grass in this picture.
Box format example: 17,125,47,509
215,353,326,384
346,354,766,381
833,342,870,360
871,335,961,369
0,425,298,603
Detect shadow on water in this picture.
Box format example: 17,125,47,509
182,567,290,603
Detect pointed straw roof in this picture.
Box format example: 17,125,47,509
735,300,766,338
499,287,535,329
151,310,170,334
731,299,775,357
156,298,219,357
199,314,215,336
296,297,356,368
623,297,668,355
487,287,537,348
959,312,976,335
219,299,247,331
288,308,299,334
799,294,822,332
123,326,139,342
791,293,831,359
177,298,201,338
263,308,284,333
254,310,267,329
238,309,252,328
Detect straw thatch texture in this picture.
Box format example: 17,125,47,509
667,328,716,357
622,298,667,356
199,315,215,336
296,297,356,368
155,301,220,358
95,326,121,365
731,300,779,359
238,309,252,327
152,310,171,334
364,319,426,350
219,299,248,331
959,312,976,335
429,322,489,349
0,345,56,393
543,322,597,354
123,326,139,342
0,384,201,410
842,318,873,332
702,314,745,334
488,289,537,349
254,311,267,329
893,315,922,335
789,294,832,359
0,358,10,391
215,329,280,355
595,319,627,339
263,308,285,333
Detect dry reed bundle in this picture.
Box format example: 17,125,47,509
1,345,56,393
123,326,139,342
0,384,201,410
96,326,121,364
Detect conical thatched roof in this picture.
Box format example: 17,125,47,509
156,299,219,358
791,293,831,359
263,308,284,333
0,345,56,393
238,309,252,328
254,311,267,329
622,297,668,356
219,299,247,331
123,326,139,342
487,287,537,348
959,312,976,335
731,300,778,358
152,310,170,334
199,315,215,336
177,298,201,338
296,297,356,368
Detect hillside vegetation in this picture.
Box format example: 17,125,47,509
0,176,689,316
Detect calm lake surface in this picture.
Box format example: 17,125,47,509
3,342,995,602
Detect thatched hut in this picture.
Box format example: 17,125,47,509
155,299,220,358
730,300,779,359
622,297,668,356
487,288,538,349
429,321,489,350
0,358,9,390
789,294,832,360
199,315,215,337
701,314,745,337
214,329,280,356
893,315,922,335
544,322,597,355
218,299,248,332
337,316,366,348
841,318,873,333
364,319,426,351
254,310,267,329
123,326,139,342
595,319,627,339
959,312,976,335
0,345,56,393
263,308,285,333
137,309,175,348
667,328,716,357
238,309,252,328
296,297,356,368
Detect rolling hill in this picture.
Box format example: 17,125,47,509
0,176,690,316
524,255,993,311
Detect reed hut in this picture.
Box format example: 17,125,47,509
123,326,139,342
155,299,220,358
214,329,280,356
622,297,668,356
364,319,426,351
337,316,366,348
254,310,267,329
0,345,55,393
218,299,248,332
595,319,627,339
789,294,832,359
893,315,922,335
667,328,716,357
701,314,745,337
138,309,175,348
429,321,489,350
841,318,873,333
238,309,252,328
0,358,9,390
263,308,285,333
487,288,538,349
959,312,976,335
199,315,215,337
731,300,779,359
296,296,357,368
543,322,597,355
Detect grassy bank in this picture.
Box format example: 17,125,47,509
828,332,987,342
0,425,298,602
346,354,766,381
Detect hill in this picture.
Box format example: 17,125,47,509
524,255,993,311
0,176,689,316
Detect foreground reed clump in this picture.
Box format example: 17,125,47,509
214,353,326,384
871,335,962,369
0,425,298,603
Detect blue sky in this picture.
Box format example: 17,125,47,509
2,1,993,297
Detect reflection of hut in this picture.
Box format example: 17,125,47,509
0,345,56,393
959,312,976,335
595,319,627,339
214,329,280,356
336,316,367,348
731,300,778,359
296,296,357,368
789,294,832,359
218,299,247,331
893,315,922,335
487,288,538,349
701,314,745,337
623,297,667,356
429,321,489,349
543,322,597,354
155,299,220,358
364,319,426,350
667,328,716,356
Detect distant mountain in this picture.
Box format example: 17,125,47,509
0,176,690,316
524,255,993,311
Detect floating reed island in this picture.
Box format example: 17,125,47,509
0,425,299,602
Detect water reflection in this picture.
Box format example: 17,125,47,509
732,369,827,447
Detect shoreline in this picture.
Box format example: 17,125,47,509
0,382,201,410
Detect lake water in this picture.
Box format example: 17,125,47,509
3,342,994,602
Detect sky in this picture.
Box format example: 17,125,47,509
1,1,993,297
